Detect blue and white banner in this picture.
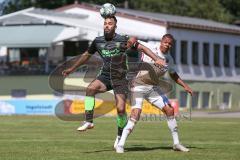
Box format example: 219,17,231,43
0,99,60,115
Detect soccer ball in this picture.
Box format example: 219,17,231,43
100,3,116,18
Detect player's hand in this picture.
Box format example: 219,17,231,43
184,85,193,96
127,37,137,48
62,68,74,77
154,58,166,68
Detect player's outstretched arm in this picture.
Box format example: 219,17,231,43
127,37,166,67
62,51,92,77
170,72,193,96
138,44,166,67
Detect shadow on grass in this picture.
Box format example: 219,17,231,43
125,146,171,152
125,145,203,152
82,145,202,154
82,148,114,153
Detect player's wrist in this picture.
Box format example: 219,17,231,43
153,57,161,62
69,67,76,72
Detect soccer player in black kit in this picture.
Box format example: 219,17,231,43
62,16,164,148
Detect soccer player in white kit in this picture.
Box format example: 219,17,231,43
115,34,193,153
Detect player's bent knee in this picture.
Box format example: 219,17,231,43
86,87,98,96
116,107,126,115
163,105,174,117
117,111,126,116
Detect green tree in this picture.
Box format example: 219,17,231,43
3,0,72,14
184,0,233,23
219,0,240,22
128,0,233,23
3,0,21,14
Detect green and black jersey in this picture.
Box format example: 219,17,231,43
87,33,130,77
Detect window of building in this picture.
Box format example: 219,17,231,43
224,44,230,67
180,91,188,107
223,92,231,108
181,41,188,64
203,43,210,66
192,41,199,65
192,92,199,109
8,48,20,63
235,46,240,68
202,92,210,109
214,44,220,66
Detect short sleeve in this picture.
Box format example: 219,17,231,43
87,39,97,55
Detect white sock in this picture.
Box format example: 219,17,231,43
167,116,179,145
118,119,136,147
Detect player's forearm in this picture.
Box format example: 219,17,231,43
70,52,91,71
170,72,187,88
130,38,159,62
170,72,193,95
140,46,158,61
176,78,188,89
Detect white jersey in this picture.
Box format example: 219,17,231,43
135,40,176,85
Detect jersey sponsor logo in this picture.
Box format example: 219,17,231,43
101,48,121,57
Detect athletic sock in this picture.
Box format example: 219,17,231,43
85,110,94,123
117,113,127,137
84,96,95,123
118,119,136,147
167,116,179,145
118,127,124,137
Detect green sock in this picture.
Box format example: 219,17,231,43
117,113,127,136
84,96,95,122
85,96,95,110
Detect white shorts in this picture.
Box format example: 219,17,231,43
130,84,170,110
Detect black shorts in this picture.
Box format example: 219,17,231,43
96,72,129,95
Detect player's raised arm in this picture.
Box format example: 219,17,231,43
169,72,193,96
127,37,166,67
62,38,97,77
62,51,92,77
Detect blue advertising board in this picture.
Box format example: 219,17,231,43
0,99,60,115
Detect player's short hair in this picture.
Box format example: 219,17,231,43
105,16,117,23
162,34,174,41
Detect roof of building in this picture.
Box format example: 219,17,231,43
0,13,44,25
0,6,165,39
0,7,91,47
29,8,88,19
0,7,88,26
0,25,65,47
56,3,240,35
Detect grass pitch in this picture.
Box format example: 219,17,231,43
0,115,240,160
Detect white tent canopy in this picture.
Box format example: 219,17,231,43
0,7,166,43
22,7,166,40
61,7,166,39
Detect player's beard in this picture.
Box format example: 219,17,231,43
104,29,115,40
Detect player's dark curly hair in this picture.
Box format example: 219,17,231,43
162,34,174,40
105,16,117,23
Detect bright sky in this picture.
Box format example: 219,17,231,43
0,0,5,3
